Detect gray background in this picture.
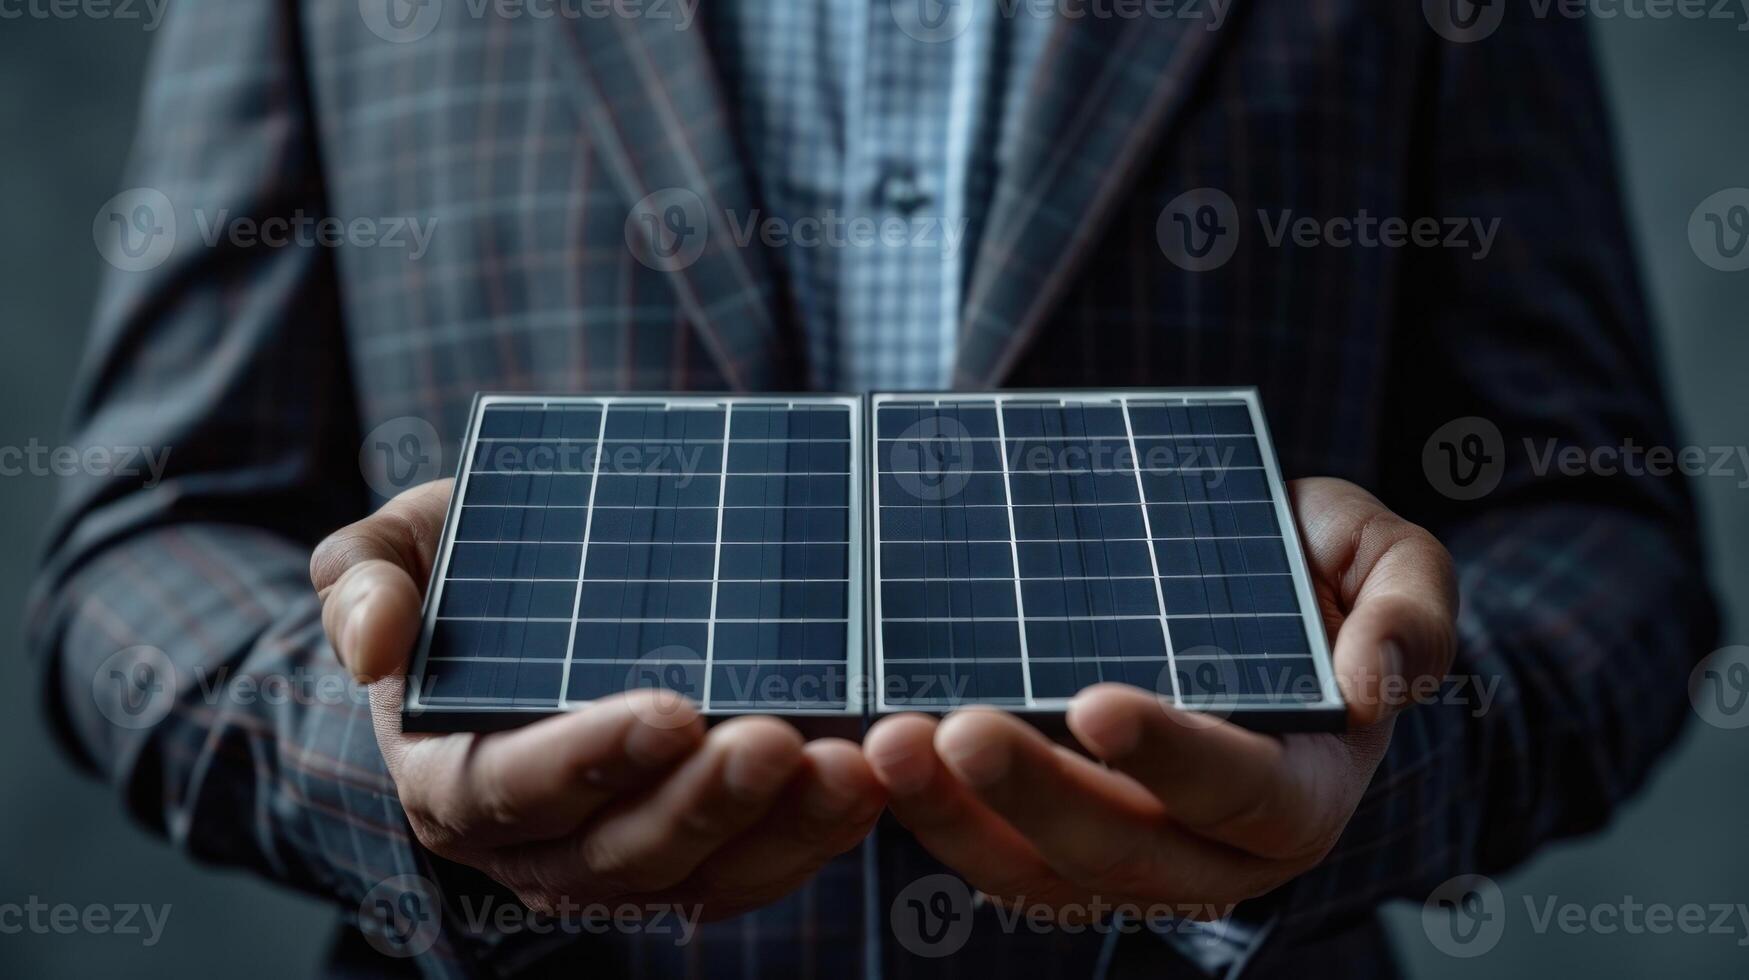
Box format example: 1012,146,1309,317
1,10,1743,979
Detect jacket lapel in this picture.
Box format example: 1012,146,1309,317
540,16,797,391
954,8,1243,389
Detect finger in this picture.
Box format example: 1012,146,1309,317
397,690,705,850
312,479,454,681
1067,684,1344,861
1290,478,1458,725
865,713,1072,903
672,739,885,916
552,717,806,897
933,708,1279,906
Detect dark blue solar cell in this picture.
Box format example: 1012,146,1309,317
879,541,1013,579
880,506,1008,542
717,542,848,580
881,580,1017,620
719,507,848,544
797,408,851,440
477,408,529,439
715,582,848,620
1020,578,1159,617
587,507,720,544
710,663,848,709
999,404,1052,437
445,542,581,579
875,405,921,436
712,622,849,662
576,581,713,620
724,474,849,507
582,543,716,581
438,580,577,619
938,405,1000,438
881,438,1001,475
430,619,571,660
591,474,721,508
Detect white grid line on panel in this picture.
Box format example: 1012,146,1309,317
701,403,735,711
557,404,611,705
992,402,1035,707
1123,398,1182,703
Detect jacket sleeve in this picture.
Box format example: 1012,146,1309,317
25,2,478,975
1276,7,1718,936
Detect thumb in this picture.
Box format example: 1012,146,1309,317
313,479,454,682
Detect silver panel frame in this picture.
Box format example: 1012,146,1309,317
404,393,867,734
868,388,1344,731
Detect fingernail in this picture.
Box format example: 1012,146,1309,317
625,722,695,769
1381,640,1406,681
867,741,932,796
725,745,794,801
341,588,375,663
940,737,1010,789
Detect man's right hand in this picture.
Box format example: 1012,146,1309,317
311,480,885,920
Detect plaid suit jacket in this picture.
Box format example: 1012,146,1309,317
30,1,1718,977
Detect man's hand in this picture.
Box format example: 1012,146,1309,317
862,477,1458,916
312,480,885,920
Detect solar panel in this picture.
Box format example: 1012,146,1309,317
405,390,1342,734
404,395,865,733
871,391,1342,731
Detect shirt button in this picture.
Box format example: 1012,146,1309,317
877,165,932,217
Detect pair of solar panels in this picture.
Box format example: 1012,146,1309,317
404,391,1344,735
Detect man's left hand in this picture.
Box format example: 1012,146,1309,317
863,477,1458,917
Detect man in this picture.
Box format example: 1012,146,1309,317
32,1,1715,977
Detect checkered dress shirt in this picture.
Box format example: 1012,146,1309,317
702,1,1051,391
